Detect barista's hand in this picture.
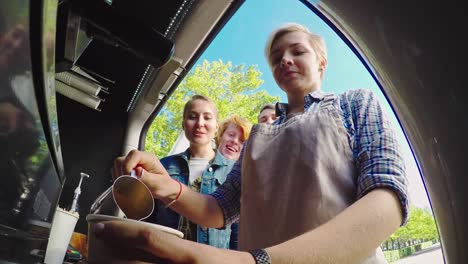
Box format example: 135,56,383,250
111,156,126,181
93,220,255,264
112,150,179,200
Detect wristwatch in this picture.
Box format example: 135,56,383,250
249,249,271,264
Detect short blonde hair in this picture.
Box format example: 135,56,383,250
216,115,252,146
264,22,327,79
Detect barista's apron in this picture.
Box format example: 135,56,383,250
240,94,386,263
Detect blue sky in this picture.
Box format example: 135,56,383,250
189,0,430,208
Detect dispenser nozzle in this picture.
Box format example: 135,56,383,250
70,172,90,213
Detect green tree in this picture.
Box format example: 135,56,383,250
145,60,279,157
404,207,439,241
384,206,439,249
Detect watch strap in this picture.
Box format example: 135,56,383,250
249,248,271,264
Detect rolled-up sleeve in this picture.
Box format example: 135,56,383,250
210,145,244,227
342,89,409,225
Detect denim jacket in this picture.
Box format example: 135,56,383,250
146,149,237,249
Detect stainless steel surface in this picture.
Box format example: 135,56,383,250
90,172,154,221
55,3,93,72
89,185,124,218
89,185,113,214
112,175,154,221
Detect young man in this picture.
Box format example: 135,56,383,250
257,103,277,124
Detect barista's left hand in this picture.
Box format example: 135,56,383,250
93,220,255,264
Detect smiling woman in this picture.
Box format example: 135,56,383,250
269,27,327,108
143,94,242,250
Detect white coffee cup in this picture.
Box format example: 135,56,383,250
44,207,80,264
86,214,184,264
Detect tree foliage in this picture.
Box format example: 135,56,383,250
145,60,279,158
385,206,439,247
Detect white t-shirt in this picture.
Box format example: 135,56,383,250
188,158,210,184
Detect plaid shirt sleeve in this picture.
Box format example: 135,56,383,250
339,89,409,225
210,145,244,227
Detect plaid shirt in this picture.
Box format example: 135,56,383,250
211,89,409,226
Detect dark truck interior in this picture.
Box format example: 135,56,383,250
56,0,243,233
0,0,466,263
